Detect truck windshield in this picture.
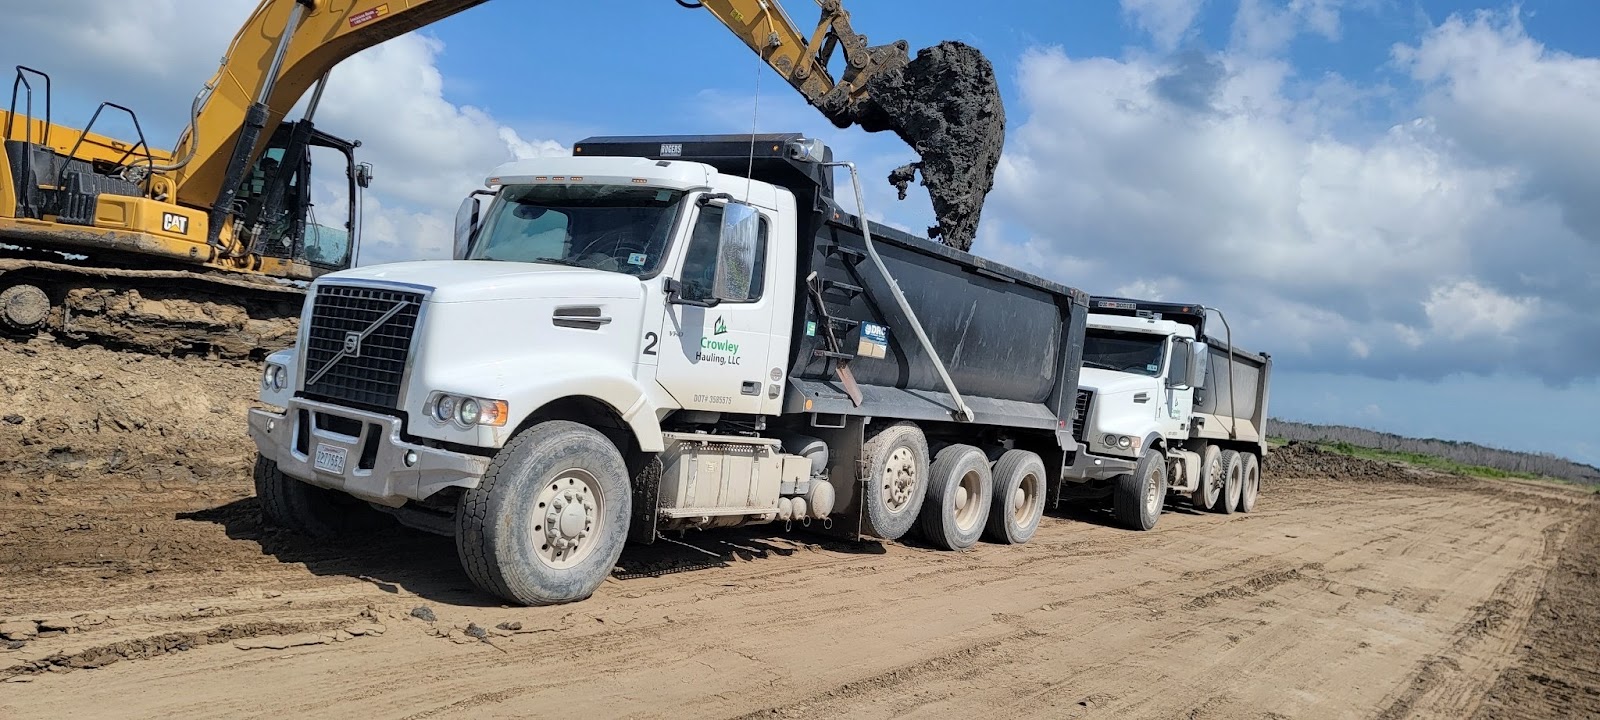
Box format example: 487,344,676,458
466,184,685,275
1083,328,1166,377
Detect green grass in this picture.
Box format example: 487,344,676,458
1313,440,1565,483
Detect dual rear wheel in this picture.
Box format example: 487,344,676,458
858,422,1046,550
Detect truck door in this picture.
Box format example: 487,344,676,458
653,201,784,415
1161,336,1195,439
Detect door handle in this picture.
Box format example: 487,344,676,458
741,381,760,396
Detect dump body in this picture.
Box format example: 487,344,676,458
787,209,1088,441
1193,337,1272,453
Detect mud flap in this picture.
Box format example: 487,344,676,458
627,455,662,545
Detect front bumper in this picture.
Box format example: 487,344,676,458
248,398,490,507
1060,448,1139,482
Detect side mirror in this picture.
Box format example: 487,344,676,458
453,194,481,260
1189,341,1209,389
711,202,760,302
355,162,373,189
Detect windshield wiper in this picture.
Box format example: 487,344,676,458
530,257,587,268
1083,360,1119,371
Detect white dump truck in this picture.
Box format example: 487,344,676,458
246,133,1098,606
1059,296,1273,530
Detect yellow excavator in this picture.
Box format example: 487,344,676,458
0,0,927,359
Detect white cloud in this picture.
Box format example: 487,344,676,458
1230,0,1350,55
1121,0,1206,51
1394,7,1600,245
1423,279,1540,340
986,7,1600,383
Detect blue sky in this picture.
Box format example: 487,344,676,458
5,1,1599,465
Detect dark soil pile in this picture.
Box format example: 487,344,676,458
858,41,1006,252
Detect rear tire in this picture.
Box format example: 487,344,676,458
1215,449,1243,515
984,449,1047,545
919,444,993,550
1193,445,1221,512
254,454,376,537
1238,452,1261,512
1113,449,1167,531
858,421,930,541
455,420,631,606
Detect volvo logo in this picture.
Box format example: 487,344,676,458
307,300,414,387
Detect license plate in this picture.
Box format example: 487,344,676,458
313,444,348,475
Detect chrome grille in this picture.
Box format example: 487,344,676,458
1071,389,1094,442
301,284,422,409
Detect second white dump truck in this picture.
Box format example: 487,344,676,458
1060,296,1273,530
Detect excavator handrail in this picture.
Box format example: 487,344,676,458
5,66,52,146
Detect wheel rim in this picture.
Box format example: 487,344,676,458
1227,466,1242,504
1013,471,1041,527
1145,468,1164,516
881,446,918,514
953,467,984,532
1245,465,1259,503
533,467,603,569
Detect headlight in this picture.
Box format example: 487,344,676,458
1118,436,1132,449
1104,434,1118,447
427,392,508,429
262,363,288,392
433,395,458,424
457,398,480,426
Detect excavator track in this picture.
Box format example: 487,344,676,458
0,256,304,360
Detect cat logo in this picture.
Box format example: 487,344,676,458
161,212,190,235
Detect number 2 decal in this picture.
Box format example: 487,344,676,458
642,332,659,356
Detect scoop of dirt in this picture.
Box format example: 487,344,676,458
853,41,1006,252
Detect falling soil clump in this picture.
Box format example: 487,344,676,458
858,41,1006,252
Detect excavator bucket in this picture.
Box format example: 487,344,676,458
845,41,1006,253
690,0,1007,252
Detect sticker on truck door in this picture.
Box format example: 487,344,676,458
858,322,889,359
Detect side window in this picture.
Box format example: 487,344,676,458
1167,338,1189,385
680,205,767,302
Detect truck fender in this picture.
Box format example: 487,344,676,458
1140,431,1166,456
486,364,665,453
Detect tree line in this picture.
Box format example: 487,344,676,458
1268,418,1600,485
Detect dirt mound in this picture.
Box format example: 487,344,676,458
1268,440,1439,484
858,41,1006,251
0,337,262,578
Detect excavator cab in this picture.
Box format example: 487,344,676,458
233,120,367,274
2,65,367,277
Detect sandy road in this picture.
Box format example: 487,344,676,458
3,463,1594,719
2,341,1597,718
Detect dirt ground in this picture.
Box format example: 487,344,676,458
2,339,1597,719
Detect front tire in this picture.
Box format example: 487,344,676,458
919,444,993,550
1113,448,1168,531
254,455,376,537
984,449,1047,545
858,421,930,541
455,420,631,606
